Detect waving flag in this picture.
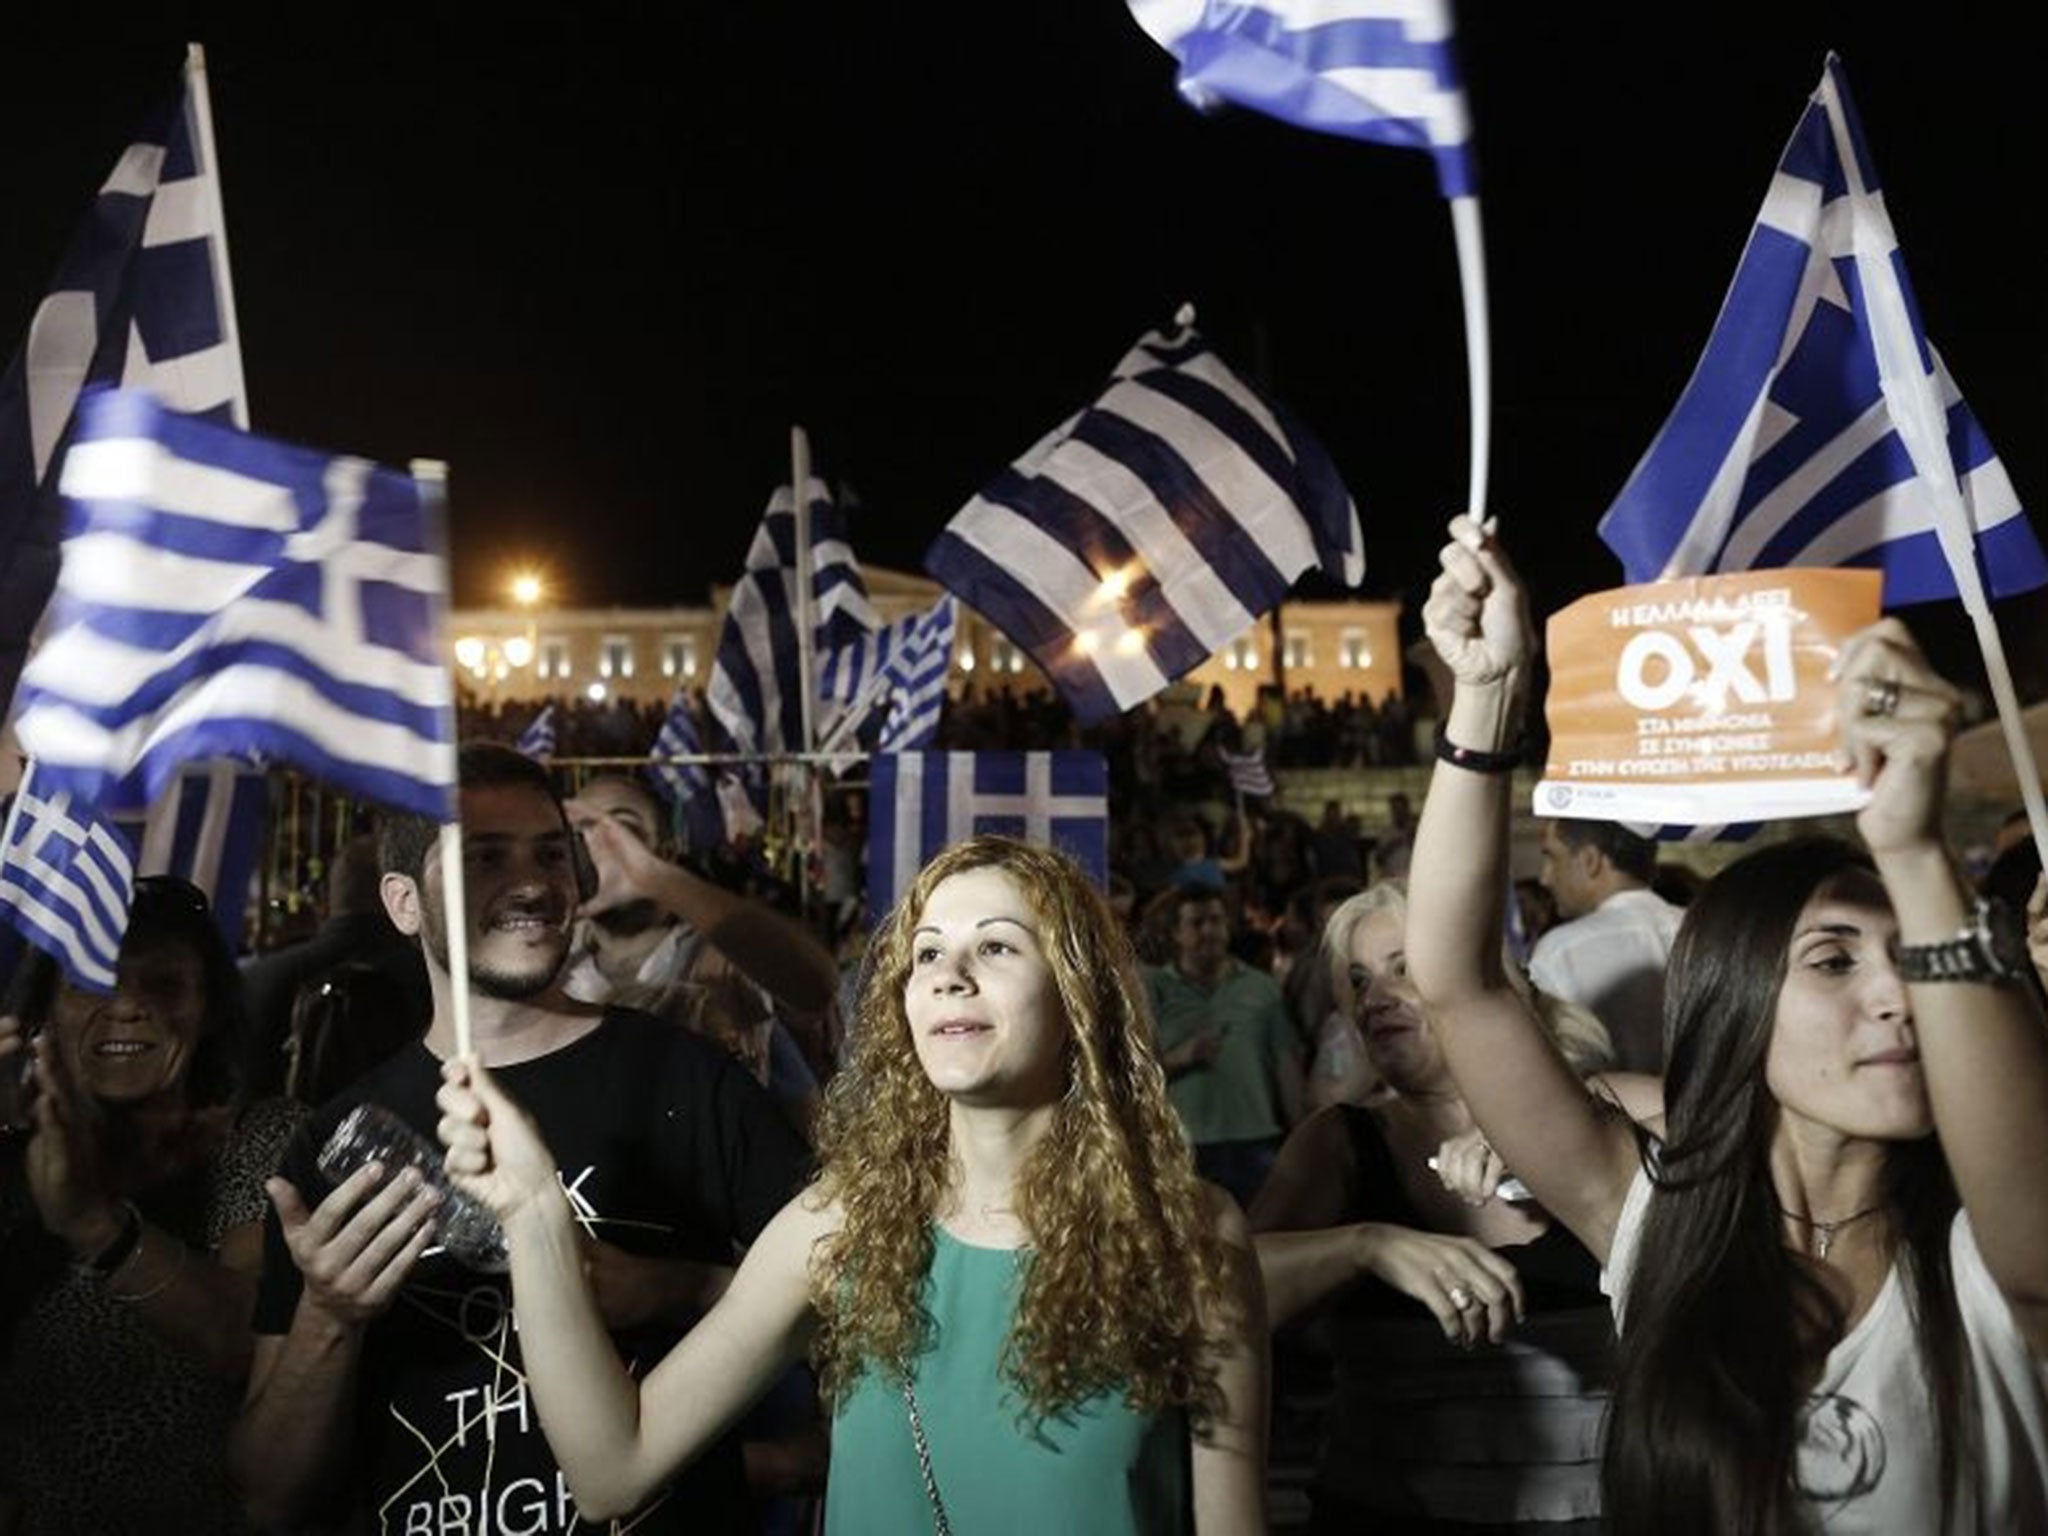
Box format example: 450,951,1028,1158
1218,745,1275,798
0,761,140,992
877,596,958,752
647,688,727,851
0,46,246,719
868,752,1109,917
926,313,1361,725
1129,0,1474,196
1599,54,2048,606
12,388,456,822
515,704,556,760
707,475,876,757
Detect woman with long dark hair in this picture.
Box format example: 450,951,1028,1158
436,835,1268,1533
0,877,304,1534
1403,517,2048,1533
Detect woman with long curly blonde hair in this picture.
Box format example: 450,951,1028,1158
436,835,1269,1534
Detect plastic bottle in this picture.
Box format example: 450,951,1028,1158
316,1102,510,1272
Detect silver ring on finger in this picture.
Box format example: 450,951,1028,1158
1860,677,1902,718
1448,1284,1475,1311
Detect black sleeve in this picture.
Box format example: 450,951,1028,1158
647,1030,810,1248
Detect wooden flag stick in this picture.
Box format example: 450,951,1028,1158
412,458,473,1060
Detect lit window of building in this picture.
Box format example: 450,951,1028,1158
599,636,633,680
1284,631,1311,669
1340,629,1372,669
661,635,698,678
1226,635,1259,671
538,638,571,681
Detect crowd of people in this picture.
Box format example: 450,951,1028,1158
5,522,2048,1534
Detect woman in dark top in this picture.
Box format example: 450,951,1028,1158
0,876,302,1534
1252,883,1658,1533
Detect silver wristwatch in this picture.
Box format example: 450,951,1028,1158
1893,897,2031,984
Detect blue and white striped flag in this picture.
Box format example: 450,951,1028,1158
1129,0,1474,196
123,761,268,950
647,688,729,851
707,475,877,757
0,761,140,992
1218,745,1275,798
877,596,958,753
515,704,556,760
12,388,456,822
867,752,1109,919
926,313,1361,725
1599,54,2048,607
0,48,247,720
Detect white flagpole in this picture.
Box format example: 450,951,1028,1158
412,458,474,1060
1449,194,1491,521
1821,71,2048,869
183,43,250,431
790,425,818,755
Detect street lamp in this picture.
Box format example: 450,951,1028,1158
508,570,546,685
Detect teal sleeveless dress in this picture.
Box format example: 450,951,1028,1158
827,1227,1192,1535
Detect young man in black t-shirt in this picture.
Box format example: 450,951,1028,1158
229,745,808,1534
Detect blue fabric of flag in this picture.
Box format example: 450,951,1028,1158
707,476,876,758
0,59,246,720
12,388,456,823
926,313,1362,725
121,762,268,952
866,752,1109,919
1129,0,1474,197
1598,53,2048,608
876,596,958,752
648,689,728,852
0,761,140,992
515,704,556,759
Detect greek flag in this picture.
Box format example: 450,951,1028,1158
1599,54,2048,607
707,475,876,757
123,761,268,948
515,704,556,760
926,313,1362,725
1218,745,1275,798
867,752,1110,918
0,761,139,992
0,48,246,719
877,596,958,752
1128,0,1474,196
11,388,456,822
647,689,727,851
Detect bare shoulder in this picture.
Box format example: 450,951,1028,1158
1199,1181,1252,1247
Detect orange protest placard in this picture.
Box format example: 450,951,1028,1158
1534,568,1883,827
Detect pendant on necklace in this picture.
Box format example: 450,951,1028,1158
1815,1222,1840,1261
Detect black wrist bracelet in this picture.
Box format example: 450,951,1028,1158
1434,725,1522,774
85,1200,143,1274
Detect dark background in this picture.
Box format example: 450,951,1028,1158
6,7,2044,689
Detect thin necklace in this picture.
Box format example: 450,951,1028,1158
1778,1201,1883,1261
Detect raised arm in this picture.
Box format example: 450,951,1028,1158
1403,518,1639,1263
437,1058,821,1521
578,814,839,1015
1191,1189,1270,1536
1837,619,2048,1354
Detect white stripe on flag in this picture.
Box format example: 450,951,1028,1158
61,438,301,530
895,753,925,898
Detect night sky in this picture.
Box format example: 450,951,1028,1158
6,7,2045,689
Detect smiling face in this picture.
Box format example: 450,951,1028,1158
1347,905,1446,1094
1764,874,1931,1144
904,866,1070,1108
405,783,579,1000
51,937,208,1105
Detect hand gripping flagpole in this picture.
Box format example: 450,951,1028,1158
1822,70,2048,868
1450,193,1491,522
412,458,476,1061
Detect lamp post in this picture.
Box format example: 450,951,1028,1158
508,570,545,698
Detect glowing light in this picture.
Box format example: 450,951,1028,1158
958,648,977,672
585,682,607,703
1073,630,1100,657
1096,567,1132,603
454,635,486,670
1114,627,1146,657
509,572,545,608
502,636,534,668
